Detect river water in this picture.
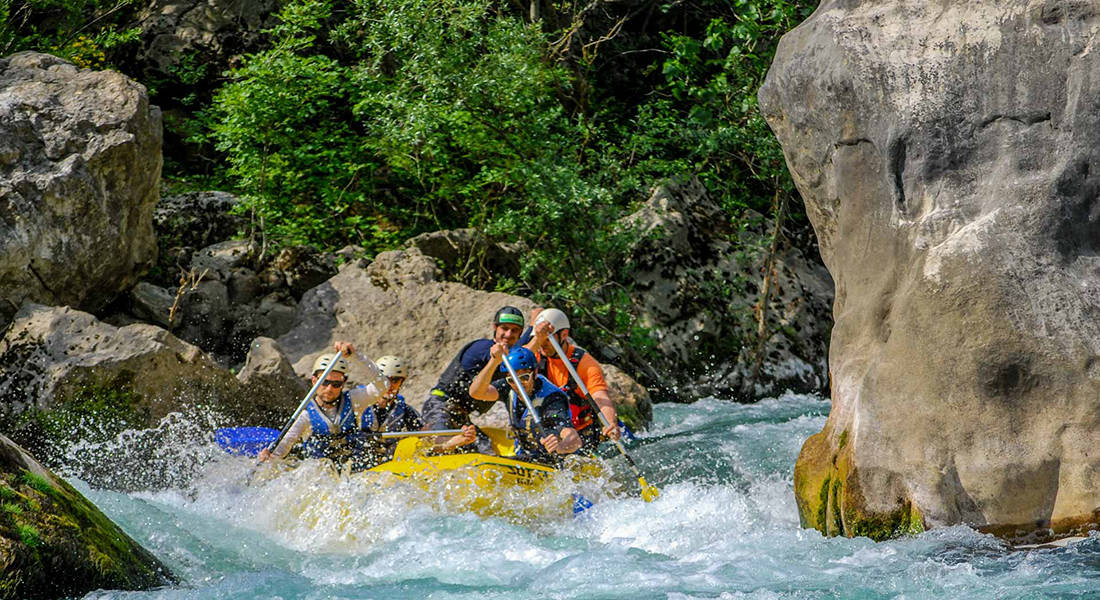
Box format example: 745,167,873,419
71,393,1100,599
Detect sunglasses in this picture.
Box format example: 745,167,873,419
320,379,345,388
512,372,535,383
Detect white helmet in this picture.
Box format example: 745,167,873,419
534,308,570,333
312,353,350,375
376,355,409,379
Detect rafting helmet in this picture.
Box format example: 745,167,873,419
312,353,350,376
376,355,409,379
492,306,525,328
499,346,537,373
534,308,570,333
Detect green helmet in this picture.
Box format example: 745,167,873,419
493,306,525,327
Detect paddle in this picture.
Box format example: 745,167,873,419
216,427,465,457
260,349,345,463
546,333,660,502
499,350,547,438
501,350,597,516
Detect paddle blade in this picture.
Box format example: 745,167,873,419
572,493,595,515
215,427,280,457
638,476,659,502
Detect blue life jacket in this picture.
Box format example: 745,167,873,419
508,376,570,463
301,391,375,459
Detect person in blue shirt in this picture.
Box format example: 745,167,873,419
420,306,526,453
468,345,581,465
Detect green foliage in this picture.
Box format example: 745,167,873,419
603,1,812,216
202,0,814,378
19,471,53,496
17,523,40,548
0,0,141,68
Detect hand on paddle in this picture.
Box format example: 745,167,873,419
540,433,563,454
437,424,477,451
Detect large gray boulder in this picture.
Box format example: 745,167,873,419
0,433,176,598
0,303,270,434
0,52,161,327
759,1,1100,541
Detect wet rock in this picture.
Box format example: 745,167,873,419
129,281,176,329
270,245,337,298
154,191,244,252
0,433,176,598
760,0,1100,542
132,0,281,83
406,228,522,288
189,239,254,282
0,303,281,444
0,52,161,328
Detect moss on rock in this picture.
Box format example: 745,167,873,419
794,428,925,541
0,435,176,599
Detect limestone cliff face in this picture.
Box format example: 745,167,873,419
759,1,1100,541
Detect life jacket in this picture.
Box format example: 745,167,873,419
301,391,374,460
506,376,567,464
374,394,416,432
538,346,595,431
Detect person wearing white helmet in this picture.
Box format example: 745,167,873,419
522,308,622,452
259,341,392,470
370,355,424,460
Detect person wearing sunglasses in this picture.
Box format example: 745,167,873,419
259,341,390,470
467,344,581,465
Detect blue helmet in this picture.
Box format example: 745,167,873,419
499,346,537,373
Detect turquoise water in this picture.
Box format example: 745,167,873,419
73,394,1100,599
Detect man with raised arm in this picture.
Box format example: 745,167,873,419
258,341,390,470
420,306,527,453
523,308,621,452
468,344,581,465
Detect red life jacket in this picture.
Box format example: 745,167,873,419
539,346,595,430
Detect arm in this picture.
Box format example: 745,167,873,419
578,355,620,441
523,318,553,354
468,342,507,402
334,341,386,389
592,389,620,440
541,427,581,455
435,425,477,452
261,412,311,460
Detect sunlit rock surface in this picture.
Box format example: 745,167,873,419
0,303,277,430
0,433,175,598
0,52,161,328
760,1,1100,541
